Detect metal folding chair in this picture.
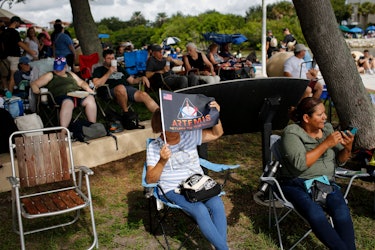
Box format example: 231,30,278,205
7,127,98,250
36,91,85,127
254,134,368,249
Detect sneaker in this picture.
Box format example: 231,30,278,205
366,69,374,75
109,121,124,133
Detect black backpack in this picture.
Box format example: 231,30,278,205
121,110,145,130
69,119,119,150
68,120,106,142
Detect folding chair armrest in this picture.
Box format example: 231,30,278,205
78,166,94,176
260,176,290,203
7,176,19,187
142,181,157,189
341,172,371,199
155,185,181,208
37,91,58,105
199,158,240,172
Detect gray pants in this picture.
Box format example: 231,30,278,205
164,74,188,90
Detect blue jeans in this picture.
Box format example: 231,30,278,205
281,178,356,250
162,191,228,250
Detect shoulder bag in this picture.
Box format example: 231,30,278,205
179,173,222,202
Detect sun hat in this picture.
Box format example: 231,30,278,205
53,57,67,71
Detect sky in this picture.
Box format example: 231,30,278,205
2,0,281,28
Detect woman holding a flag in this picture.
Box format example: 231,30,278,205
146,100,229,250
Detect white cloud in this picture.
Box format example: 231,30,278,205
3,0,281,27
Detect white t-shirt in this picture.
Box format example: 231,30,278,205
24,37,39,60
146,131,203,194
284,55,308,79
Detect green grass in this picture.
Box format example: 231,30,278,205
1,132,375,249
2,98,375,249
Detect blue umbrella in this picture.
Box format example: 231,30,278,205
98,33,110,39
366,25,375,32
203,32,248,45
231,34,248,45
349,27,363,33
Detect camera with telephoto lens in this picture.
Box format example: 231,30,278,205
259,161,280,193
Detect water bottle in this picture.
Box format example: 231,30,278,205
259,161,280,193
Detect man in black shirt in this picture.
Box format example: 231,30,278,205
3,16,37,92
92,49,159,116
146,44,189,90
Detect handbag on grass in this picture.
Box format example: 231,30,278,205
179,173,222,202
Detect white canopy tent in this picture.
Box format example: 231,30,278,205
0,8,34,25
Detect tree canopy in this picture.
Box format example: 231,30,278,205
89,0,358,52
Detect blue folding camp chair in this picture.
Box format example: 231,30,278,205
124,50,148,76
142,138,239,249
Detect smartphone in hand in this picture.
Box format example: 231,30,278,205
350,127,358,135
345,127,357,135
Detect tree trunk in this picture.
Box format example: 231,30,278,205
293,0,375,149
70,0,103,60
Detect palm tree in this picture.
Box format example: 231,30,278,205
155,12,168,27
130,11,146,26
358,2,375,27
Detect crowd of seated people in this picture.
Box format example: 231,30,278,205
1,16,258,134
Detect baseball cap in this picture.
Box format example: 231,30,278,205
19,56,30,64
294,44,307,52
53,57,67,71
10,16,24,24
151,44,162,52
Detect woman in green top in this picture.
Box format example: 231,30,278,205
31,57,96,128
280,97,356,250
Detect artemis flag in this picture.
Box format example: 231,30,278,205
160,90,220,132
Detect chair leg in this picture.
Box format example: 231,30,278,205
14,188,26,250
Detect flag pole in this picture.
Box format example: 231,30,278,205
159,89,167,145
159,89,172,170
